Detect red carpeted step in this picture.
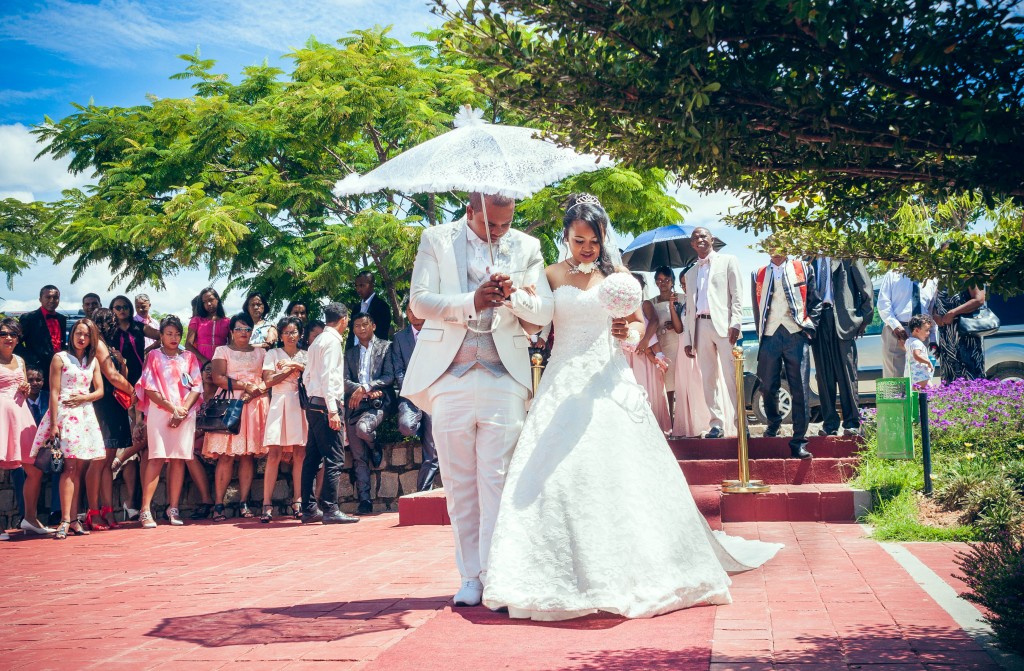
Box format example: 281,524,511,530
690,485,722,530
669,435,863,460
680,457,859,485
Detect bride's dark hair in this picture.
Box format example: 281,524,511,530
562,193,615,276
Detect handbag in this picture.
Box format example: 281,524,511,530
196,380,244,434
34,437,65,475
958,303,1000,337
114,388,134,410
297,375,311,411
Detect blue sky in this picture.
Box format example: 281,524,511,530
0,0,763,317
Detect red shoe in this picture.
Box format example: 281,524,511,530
85,509,109,531
100,505,119,529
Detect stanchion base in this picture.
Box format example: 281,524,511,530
721,480,771,494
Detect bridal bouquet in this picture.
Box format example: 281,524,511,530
598,272,642,318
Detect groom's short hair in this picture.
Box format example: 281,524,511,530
469,192,515,210
323,302,349,324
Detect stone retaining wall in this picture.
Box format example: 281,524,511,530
0,440,430,527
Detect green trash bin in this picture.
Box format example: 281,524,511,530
876,377,915,459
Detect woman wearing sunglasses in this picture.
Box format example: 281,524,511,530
135,315,203,527
0,317,55,536
202,314,269,521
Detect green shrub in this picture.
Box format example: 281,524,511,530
934,458,1001,511
955,533,1024,655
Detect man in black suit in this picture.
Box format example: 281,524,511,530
389,298,438,491
806,256,875,437
347,270,392,348
344,312,396,515
16,285,67,390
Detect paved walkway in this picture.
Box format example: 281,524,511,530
0,517,1008,670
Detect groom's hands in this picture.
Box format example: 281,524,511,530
474,273,516,312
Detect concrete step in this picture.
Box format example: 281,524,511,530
668,435,863,460
680,457,859,485
397,484,871,526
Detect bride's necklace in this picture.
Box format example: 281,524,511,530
567,258,596,275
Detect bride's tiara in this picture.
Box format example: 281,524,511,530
566,193,602,216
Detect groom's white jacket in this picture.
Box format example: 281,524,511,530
403,218,554,413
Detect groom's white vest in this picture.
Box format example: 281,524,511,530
402,218,554,413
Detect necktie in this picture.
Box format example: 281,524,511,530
817,258,828,296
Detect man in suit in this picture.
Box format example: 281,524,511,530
752,253,822,459
877,269,938,378
806,256,874,436
345,312,396,515
390,297,438,492
403,191,554,607
16,285,67,390
347,270,392,348
683,228,743,439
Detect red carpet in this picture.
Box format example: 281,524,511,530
362,604,715,671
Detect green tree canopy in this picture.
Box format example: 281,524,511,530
436,0,1024,293
18,28,685,321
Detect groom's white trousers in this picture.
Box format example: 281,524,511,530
427,368,528,582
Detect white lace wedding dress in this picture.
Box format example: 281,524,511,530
482,282,783,621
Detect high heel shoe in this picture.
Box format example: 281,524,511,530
85,509,109,531
70,520,90,536
19,519,55,535
190,503,213,520
123,503,139,522
100,505,120,529
291,501,302,520
54,520,70,540
139,511,157,529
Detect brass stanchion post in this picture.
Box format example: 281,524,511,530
531,352,544,396
722,345,770,494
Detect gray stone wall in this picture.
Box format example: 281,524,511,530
0,440,431,527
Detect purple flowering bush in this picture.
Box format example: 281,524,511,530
926,378,1024,462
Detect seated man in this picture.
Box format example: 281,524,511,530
344,312,396,515
389,297,438,491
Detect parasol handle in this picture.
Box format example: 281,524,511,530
479,195,496,268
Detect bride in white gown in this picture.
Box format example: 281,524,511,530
483,194,782,621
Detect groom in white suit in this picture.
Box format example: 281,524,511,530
402,192,554,607
683,227,744,438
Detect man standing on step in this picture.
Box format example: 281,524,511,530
805,255,874,437
751,249,822,460
402,192,553,607
683,227,743,439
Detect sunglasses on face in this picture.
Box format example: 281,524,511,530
0,331,17,338
234,327,253,333
113,305,131,311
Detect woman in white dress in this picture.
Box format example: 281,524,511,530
483,194,781,620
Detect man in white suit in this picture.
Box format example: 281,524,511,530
683,227,743,438
403,192,554,607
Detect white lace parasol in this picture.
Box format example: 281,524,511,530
334,107,608,199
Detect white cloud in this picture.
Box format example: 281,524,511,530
0,124,91,200
0,88,62,107
0,0,441,69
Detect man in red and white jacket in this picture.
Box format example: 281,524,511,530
751,253,823,459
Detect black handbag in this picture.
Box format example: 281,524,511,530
34,437,65,475
196,380,244,435
297,376,311,411
958,304,1000,337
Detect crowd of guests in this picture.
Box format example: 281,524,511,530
613,229,992,461
0,274,439,539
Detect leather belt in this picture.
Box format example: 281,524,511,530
696,314,712,320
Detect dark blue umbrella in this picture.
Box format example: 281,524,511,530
620,224,726,272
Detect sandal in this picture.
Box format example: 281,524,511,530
190,503,213,520
54,521,70,540
139,511,157,529
100,505,120,529
291,501,302,520
165,508,184,526
260,505,274,523
212,504,227,522
85,509,109,531
70,520,90,536
239,503,254,518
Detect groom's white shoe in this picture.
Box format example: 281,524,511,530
453,578,483,607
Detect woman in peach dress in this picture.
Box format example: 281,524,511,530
135,316,203,528
627,274,671,433
203,314,268,521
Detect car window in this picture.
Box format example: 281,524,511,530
863,290,884,335
988,293,1024,327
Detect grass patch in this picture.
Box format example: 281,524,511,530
864,489,978,542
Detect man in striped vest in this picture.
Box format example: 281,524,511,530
751,252,823,459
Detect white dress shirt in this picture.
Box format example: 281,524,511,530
816,256,834,305
462,225,513,322
694,252,716,315
877,270,937,331
302,325,346,412
357,340,373,391
360,293,375,314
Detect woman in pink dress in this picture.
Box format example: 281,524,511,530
186,287,229,367
0,317,54,535
628,274,671,432
203,314,268,521
135,315,203,528
670,275,713,437
260,316,308,522
30,319,106,540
